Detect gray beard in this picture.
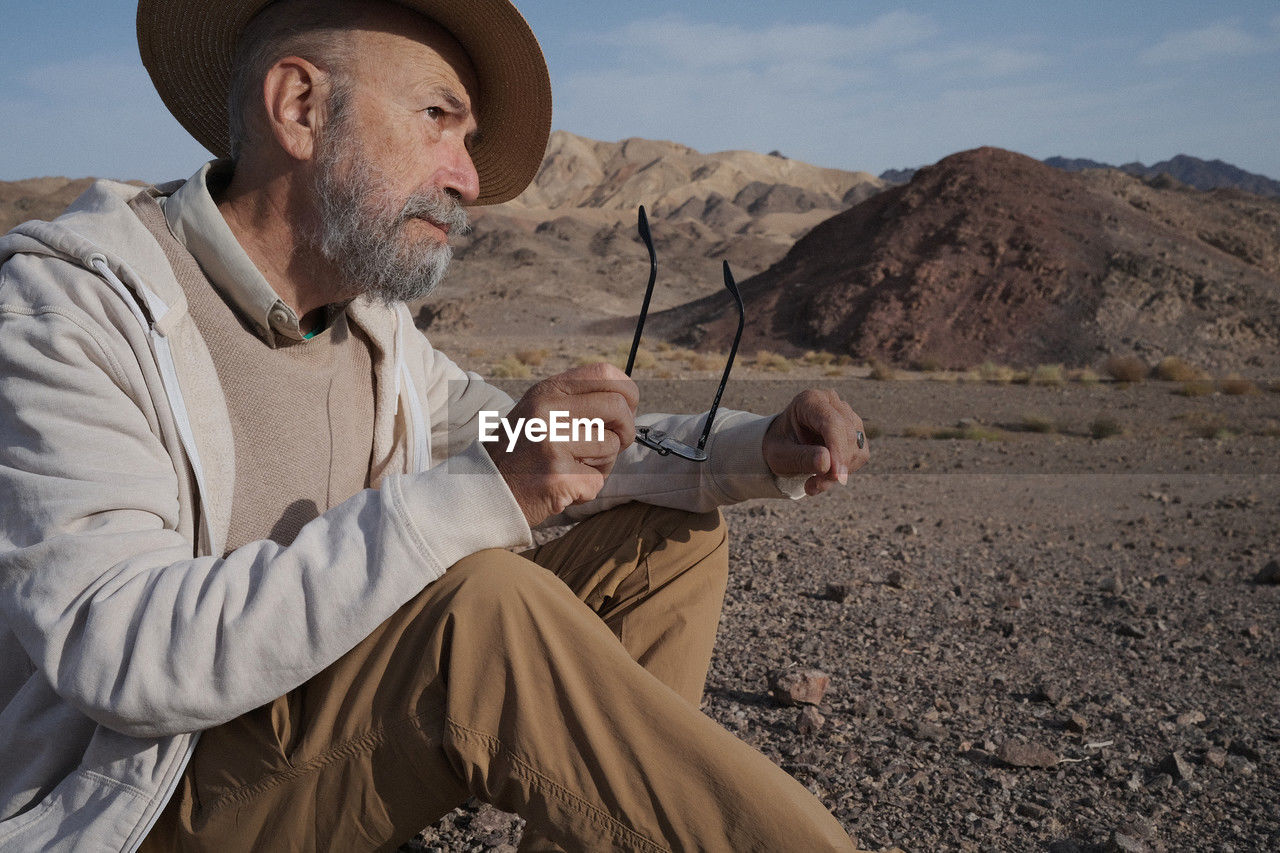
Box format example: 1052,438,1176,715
311,147,471,304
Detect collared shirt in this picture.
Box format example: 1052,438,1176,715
161,160,329,347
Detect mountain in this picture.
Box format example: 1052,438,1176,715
1045,154,1280,197
654,147,1280,373
431,132,885,335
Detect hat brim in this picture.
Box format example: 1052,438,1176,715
137,0,551,205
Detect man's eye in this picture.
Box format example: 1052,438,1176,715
424,106,444,120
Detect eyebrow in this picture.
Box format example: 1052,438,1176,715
438,87,480,146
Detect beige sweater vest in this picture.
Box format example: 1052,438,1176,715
130,194,376,553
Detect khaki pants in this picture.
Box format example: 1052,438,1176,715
144,503,854,852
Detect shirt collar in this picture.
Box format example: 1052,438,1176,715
161,160,308,346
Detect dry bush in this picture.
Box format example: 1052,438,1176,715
489,356,532,379
934,424,1004,441
1104,355,1149,383
1069,367,1101,385
1031,364,1065,387
1218,374,1260,396
835,354,857,367
824,367,844,378
1260,420,1280,438
1154,356,1203,382
904,425,935,438
655,340,674,352
754,350,792,372
978,361,1016,384
1089,415,1124,439
802,350,836,366
1020,414,1058,433
914,355,944,373
867,358,897,381
515,348,550,367
1175,380,1215,397
631,349,657,371
863,423,883,440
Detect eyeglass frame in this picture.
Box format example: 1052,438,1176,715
623,205,745,462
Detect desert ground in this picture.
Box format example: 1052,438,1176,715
404,361,1280,853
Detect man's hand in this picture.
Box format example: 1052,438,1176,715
485,363,639,526
763,389,869,496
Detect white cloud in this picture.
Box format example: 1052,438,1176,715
895,45,1049,78
1139,22,1273,65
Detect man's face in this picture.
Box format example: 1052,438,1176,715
308,12,481,303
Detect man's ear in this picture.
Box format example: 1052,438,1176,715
260,56,330,161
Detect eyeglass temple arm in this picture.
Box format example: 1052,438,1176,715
624,205,657,377
696,261,745,452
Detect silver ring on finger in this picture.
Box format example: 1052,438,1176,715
856,430,866,450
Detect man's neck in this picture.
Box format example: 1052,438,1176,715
214,160,341,332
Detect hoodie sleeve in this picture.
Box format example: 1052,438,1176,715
0,265,529,739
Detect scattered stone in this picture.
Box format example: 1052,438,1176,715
1146,773,1173,790
1225,755,1256,776
913,721,948,743
1203,747,1227,768
1106,830,1152,853
797,705,826,737
996,740,1059,768
1100,574,1125,595
1065,713,1088,734
1156,751,1194,781
768,668,831,706
1048,841,1088,853
1033,683,1064,704
823,582,854,603
1254,560,1280,585
1175,710,1206,727
886,569,916,590
1000,594,1025,610
1116,622,1147,639
1016,801,1050,820
1228,741,1262,762
894,523,918,536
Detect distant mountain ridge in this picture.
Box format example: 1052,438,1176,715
882,154,1280,198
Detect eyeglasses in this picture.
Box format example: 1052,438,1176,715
624,205,745,462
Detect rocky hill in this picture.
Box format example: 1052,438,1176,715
659,147,1280,373
1045,155,1280,198
0,177,96,233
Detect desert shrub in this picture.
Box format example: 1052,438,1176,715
1069,367,1101,385
1154,356,1203,382
1089,415,1124,439
802,350,836,366
835,354,857,367
824,367,844,378
914,355,944,373
1193,424,1236,440
574,353,606,367
655,340,674,352
978,361,1016,384
1104,355,1149,383
690,352,722,371
934,424,1004,441
867,359,897,381
1020,414,1058,433
1031,364,1065,387
515,348,549,367
489,356,532,379
904,425,935,438
1260,420,1280,438
863,423,883,440
1218,374,1260,396
1175,380,1215,397
754,350,792,372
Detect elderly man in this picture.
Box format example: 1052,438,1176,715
0,0,869,850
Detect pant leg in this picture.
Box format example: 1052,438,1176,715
149,505,854,852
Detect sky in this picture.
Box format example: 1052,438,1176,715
2,1,1279,183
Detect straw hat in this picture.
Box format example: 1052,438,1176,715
137,0,551,205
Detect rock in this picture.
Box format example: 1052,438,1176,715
996,740,1059,768
797,705,826,736
1064,713,1088,734
1255,560,1280,584
913,721,948,743
894,523,918,536
1175,710,1206,727
1203,747,1227,768
823,582,854,603
1106,830,1151,853
1228,741,1262,762
1146,773,1173,790
886,569,916,589
768,668,831,706
1100,574,1125,595
1034,683,1064,704
1225,755,1256,776
1116,622,1147,639
1048,841,1088,853
1016,801,1050,819
1156,751,1194,781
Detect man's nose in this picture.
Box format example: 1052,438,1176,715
439,138,480,204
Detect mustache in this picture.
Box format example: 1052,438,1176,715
397,189,471,235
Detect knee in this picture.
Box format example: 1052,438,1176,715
442,549,570,626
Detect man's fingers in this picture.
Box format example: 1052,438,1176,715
544,363,639,414
771,443,831,477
